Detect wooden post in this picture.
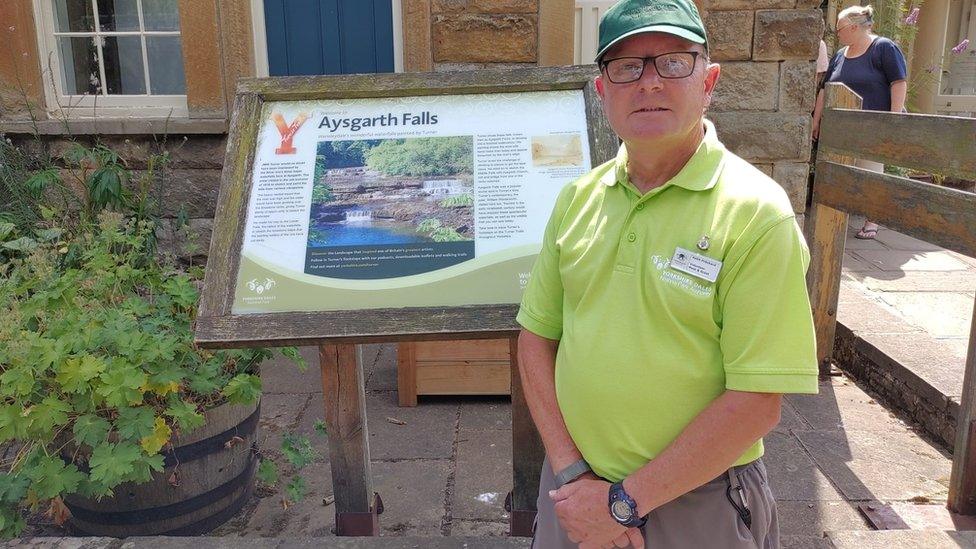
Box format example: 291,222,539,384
508,335,544,537
319,344,380,535
805,83,861,376
949,296,976,514
396,342,418,407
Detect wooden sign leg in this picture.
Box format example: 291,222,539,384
319,344,381,535
507,335,544,537
948,298,976,514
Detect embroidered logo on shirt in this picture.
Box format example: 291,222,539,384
650,255,713,297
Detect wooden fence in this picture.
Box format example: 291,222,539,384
807,83,976,513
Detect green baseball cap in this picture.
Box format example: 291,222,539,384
596,0,709,62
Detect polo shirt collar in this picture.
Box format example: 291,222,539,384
600,119,726,193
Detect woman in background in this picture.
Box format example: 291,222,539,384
812,4,908,240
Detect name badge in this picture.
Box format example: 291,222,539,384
670,247,722,283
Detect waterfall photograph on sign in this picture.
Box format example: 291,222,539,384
303,136,476,279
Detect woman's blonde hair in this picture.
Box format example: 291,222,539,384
837,5,874,27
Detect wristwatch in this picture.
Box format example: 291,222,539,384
554,459,591,488
608,482,647,528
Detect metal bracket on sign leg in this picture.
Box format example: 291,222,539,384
505,490,536,537
336,493,383,536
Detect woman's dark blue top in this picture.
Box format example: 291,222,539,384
826,37,907,111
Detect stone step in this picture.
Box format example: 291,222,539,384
9,537,533,549
826,530,976,549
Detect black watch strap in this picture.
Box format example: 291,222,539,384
609,482,647,528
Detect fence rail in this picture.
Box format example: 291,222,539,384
808,83,976,515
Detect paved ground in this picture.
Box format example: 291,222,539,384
840,216,974,369
213,345,948,547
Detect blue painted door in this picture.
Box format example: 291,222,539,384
264,0,394,76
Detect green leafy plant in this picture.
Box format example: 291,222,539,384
0,212,306,537
439,193,473,208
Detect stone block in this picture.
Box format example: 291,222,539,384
753,10,823,61
432,14,538,63
711,112,811,161
780,60,817,111
710,61,779,111
155,217,214,261
144,168,222,217
753,163,774,176
432,0,537,13
773,161,810,213
704,10,753,61
704,0,794,9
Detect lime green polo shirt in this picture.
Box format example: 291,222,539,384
516,120,818,483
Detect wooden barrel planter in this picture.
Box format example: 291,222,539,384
64,399,260,537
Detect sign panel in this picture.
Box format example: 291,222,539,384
234,91,591,313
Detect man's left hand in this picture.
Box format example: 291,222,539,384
549,479,644,548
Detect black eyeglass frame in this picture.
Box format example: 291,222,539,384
599,51,703,83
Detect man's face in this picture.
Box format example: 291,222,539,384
595,32,719,145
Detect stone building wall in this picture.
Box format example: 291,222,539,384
704,1,824,217
2,0,823,258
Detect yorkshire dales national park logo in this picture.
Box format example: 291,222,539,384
243,277,278,305
650,254,712,297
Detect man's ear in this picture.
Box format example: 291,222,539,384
594,74,606,99
702,62,721,110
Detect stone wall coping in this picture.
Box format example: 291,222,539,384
0,118,228,136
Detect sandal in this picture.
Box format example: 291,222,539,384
855,228,878,240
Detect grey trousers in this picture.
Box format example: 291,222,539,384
532,456,779,549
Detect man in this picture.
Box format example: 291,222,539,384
515,1,819,547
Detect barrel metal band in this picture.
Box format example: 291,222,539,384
66,451,256,525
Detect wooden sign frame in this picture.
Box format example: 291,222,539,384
194,65,617,349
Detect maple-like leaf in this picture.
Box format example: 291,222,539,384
96,365,146,408
88,442,140,488
164,398,205,432
27,396,71,437
221,373,261,405
56,356,106,394
115,406,155,442
281,433,317,469
73,414,111,448
140,417,172,455
285,476,307,503
257,459,278,486
26,455,84,500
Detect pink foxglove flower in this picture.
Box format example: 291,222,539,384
904,7,919,25
951,39,970,54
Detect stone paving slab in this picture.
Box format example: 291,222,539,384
792,429,950,502
452,429,512,522
776,501,867,538
763,432,847,502
787,383,912,433
849,250,970,272
874,292,974,338
6,537,534,548
364,393,458,461
827,530,976,549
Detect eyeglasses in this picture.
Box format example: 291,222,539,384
833,23,855,34
600,52,701,83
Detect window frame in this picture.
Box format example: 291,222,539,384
32,0,189,118
933,0,976,115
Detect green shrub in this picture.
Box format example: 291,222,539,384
0,212,306,538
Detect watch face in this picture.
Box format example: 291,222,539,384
611,500,633,520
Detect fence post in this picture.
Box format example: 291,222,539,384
948,297,976,514
805,83,862,376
